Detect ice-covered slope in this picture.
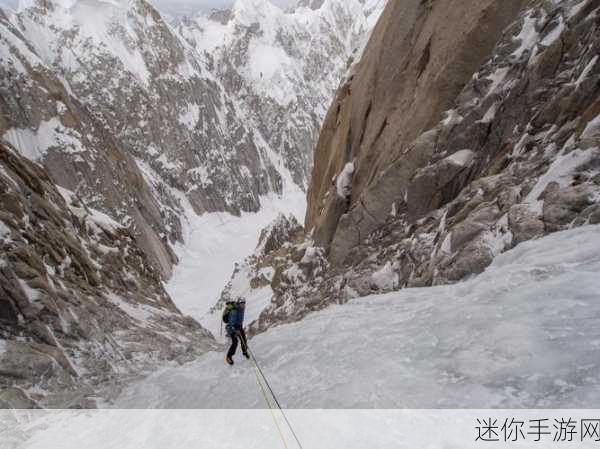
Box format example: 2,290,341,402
115,225,600,408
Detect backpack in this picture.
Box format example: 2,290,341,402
222,301,237,324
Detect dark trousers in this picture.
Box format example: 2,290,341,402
227,328,248,358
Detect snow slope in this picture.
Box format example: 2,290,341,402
5,226,600,448
117,225,600,408
165,188,306,337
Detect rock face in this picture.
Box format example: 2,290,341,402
0,0,384,279
306,0,529,256
0,142,216,408
0,4,185,279
249,0,600,331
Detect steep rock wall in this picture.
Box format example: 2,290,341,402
0,142,216,408
306,0,527,262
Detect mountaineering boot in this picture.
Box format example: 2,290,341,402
243,352,250,359
225,356,234,365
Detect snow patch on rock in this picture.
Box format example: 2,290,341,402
336,162,355,198
575,55,598,88
511,11,539,59
0,220,10,240
582,114,600,139
370,262,399,290
178,104,200,129
525,148,594,213
445,149,474,167
2,118,84,161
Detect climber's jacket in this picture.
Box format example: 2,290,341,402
226,304,245,336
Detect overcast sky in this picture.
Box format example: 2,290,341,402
153,0,299,17
0,0,299,15
0,0,17,10
153,0,298,13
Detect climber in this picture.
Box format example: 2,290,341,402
223,297,249,365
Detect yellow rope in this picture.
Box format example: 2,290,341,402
251,358,290,449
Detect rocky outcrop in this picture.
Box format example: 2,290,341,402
212,213,304,325
0,142,216,408
0,3,186,279
0,0,384,280
250,0,600,331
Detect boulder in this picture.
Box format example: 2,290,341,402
508,204,545,245
408,150,476,221
0,387,40,409
543,183,594,231
0,341,57,383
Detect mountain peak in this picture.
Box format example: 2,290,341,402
207,7,232,24
231,0,282,21
295,0,324,10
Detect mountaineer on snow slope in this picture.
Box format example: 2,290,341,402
223,297,250,365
